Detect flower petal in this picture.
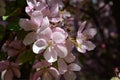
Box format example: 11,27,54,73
42,72,53,80
33,60,51,69
8,49,18,57
58,58,67,74
83,28,97,39
37,27,52,40
63,71,76,80
32,39,47,54
41,17,49,29
23,32,36,45
3,69,13,80
52,32,66,43
19,19,36,31
32,70,43,80
0,61,8,72
31,11,43,27
78,21,86,33
49,67,60,79
64,53,76,63
13,68,21,78
76,45,87,53
55,44,68,58
84,41,96,51
44,47,57,63
68,63,81,71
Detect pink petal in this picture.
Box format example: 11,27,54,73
27,0,36,8
37,27,52,40
53,27,68,39
9,40,22,50
78,21,86,33
3,69,13,80
65,39,73,53
23,32,36,45
64,53,76,63
32,70,43,80
42,72,53,80
84,41,96,51
48,67,60,79
0,61,8,72
31,11,43,27
63,71,76,80
55,44,68,58
33,60,51,69
41,17,49,28
50,18,63,23
50,4,59,17
12,68,21,78
19,19,36,31
76,45,87,53
68,63,81,71
32,39,47,54
44,47,57,63
58,58,67,74
8,49,18,57
83,28,97,39
52,32,66,43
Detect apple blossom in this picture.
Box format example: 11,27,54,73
8,40,25,57
76,21,97,53
33,27,68,62
31,60,60,80
0,61,20,80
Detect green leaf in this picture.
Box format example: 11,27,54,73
0,25,5,40
7,19,22,31
2,16,9,21
19,50,35,64
111,77,120,80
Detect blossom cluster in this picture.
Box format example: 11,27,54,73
0,0,97,80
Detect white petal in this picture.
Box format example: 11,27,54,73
23,32,36,45
68,63,81,71
64,53,76,63
49,67,60,79
32,39,47,54
58,58,67,74
44,47,57,63
63,71,76,80
55,44,68,58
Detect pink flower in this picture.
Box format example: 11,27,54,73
31,60,60,80
8,40,25,57
58,58,81,80
19,15,49,45
76,21,97,53
33,27,68,62
0,61,21,80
